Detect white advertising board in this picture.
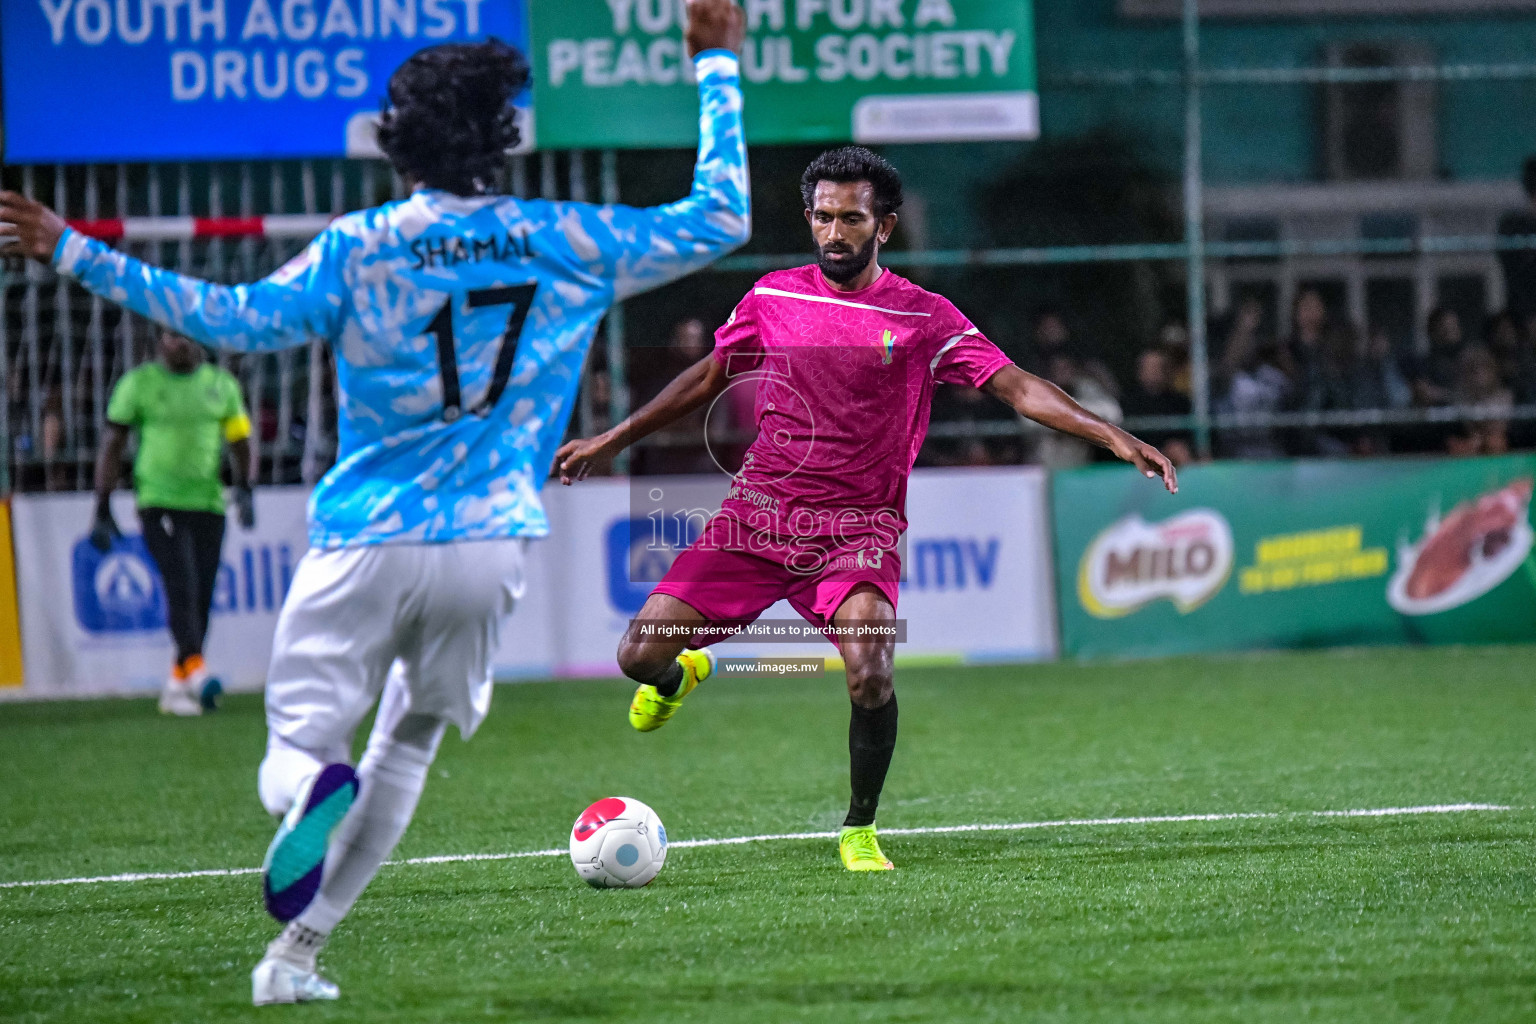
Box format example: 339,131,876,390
12,488,311,697
535,466,1058,676
9,468,1057,698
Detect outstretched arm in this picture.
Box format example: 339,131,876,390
0,191,343,354
557,0,751,299
983,364,1179,493
555,355,730,484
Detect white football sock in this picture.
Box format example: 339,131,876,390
294,713,445,935
266,921,328,971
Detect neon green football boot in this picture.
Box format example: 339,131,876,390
839,825,895,871
629,648,715,733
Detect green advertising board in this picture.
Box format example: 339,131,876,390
529,0,1037,150
1052,455,1536,659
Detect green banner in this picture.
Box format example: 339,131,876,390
529,0,1037,150
1052,455,1536,659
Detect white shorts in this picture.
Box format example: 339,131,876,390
265,538,527,752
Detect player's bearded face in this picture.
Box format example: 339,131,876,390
816,232,879,285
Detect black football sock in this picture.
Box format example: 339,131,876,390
647,660,685,698
844,693,898,828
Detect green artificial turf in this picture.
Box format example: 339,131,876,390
2,646,1535,1022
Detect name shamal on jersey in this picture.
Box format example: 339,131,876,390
410,230,537,270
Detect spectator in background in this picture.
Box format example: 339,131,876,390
1282,289,1346,455
1495,314,1536,448
1216,294,1265,381
951,437,997,468
1024,352,1123,468
1447,343,1513,456
1120,347,1194,466
1408,306,1465,453
928,381,1019,466
1289,318,1359,457
1283,288,1329,379
1021,309,1120,401
41,384,65,491
1484,310,1535,401
1349,325,1412,455
1155,316,1193,398
1497,156,1536,323
1524,310,1536,388
631,318,711,406
1482,310,1536,450
631,318,717,475
666,317,711,367
1214,295,1290,459
1412,306,1465,407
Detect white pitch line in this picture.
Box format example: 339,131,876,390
0,803,1513,892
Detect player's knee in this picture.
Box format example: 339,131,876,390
845,662,894,709
258,758,297,819
258,737,326,818
616,638,671,683
388,712,446,757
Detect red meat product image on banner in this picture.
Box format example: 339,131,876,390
1388,478,1534,615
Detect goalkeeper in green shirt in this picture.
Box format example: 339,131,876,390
93,330,257,716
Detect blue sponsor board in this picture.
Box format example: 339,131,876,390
604,515,701,615
72,529,296,633
902,536,1000,591
1,0,528,162
72,535,167,632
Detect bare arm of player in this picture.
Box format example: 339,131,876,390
982,364,1179,494
229,436,255,486
555,355,730,484
576,0,750,301
0,190,341,353
87,423,130,550
92,423,129,512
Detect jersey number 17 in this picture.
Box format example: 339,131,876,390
424,283,537,421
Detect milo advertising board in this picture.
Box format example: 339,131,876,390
1052,455,1536,658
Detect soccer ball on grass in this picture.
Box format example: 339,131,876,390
569,796,667,888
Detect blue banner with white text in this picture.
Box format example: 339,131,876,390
1,0,528,162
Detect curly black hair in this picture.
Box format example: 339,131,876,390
800,146,904,218
376,40,530,196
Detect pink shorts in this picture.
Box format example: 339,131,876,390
649,516,900,648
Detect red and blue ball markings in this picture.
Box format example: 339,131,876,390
573,797,629,842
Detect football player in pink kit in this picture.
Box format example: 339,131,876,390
556,147,1177,871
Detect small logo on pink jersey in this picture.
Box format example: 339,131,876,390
876,329,895,364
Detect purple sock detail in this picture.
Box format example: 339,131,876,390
264,864,324,922
306,763,359,809
262,763,358,923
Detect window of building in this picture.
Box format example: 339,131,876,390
1321,41,1436,182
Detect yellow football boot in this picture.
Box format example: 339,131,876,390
628,648,715,733
839,825,895,871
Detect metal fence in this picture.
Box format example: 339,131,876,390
0,153,625,493
5,0,1536,492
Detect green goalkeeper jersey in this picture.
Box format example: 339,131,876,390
106,362,251,515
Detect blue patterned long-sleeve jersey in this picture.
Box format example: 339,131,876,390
54,52,750,548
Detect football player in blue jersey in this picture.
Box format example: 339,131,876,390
1,0,749,1004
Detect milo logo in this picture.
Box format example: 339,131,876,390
1078,510,1234,619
